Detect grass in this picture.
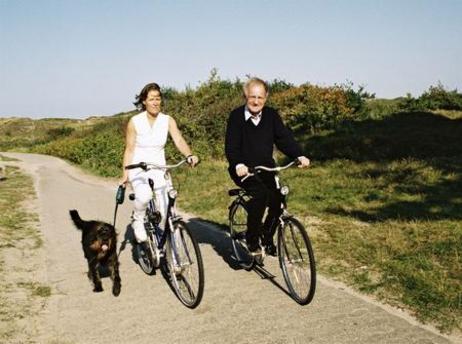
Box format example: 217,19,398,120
0,162,50,342
0,154,18,162
17,282,52,298
173,160,234,222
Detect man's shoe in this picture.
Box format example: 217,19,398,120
250,247,264,266
265,243,277,257
249,247,262,256
132,221,148,243
247,242,262,256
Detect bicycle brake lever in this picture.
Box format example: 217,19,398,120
241,172,255,183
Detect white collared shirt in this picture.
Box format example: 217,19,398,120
235,107,262,171
244,106,262,126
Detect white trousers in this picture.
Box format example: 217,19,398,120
129,169,171,242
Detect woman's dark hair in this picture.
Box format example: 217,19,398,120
133,82,162,110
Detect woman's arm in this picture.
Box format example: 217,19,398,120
120,119,136,185
168,117,198,166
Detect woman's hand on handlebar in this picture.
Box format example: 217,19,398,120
297,156,310,168
186,155,200,167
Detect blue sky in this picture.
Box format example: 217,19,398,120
1,0,461,118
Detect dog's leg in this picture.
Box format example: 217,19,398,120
109,254,122,297
88,259,103,292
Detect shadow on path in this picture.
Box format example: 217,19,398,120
187,217,293,300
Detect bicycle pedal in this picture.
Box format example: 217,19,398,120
232,232,246,240
254,255,264,266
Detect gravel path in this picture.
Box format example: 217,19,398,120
3,152,459,344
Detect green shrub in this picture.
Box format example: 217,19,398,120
33,117,127,177
163,70,242,158
364,98,402,119
270,83,367,133
46,126,75,139
419,83,462,110
398,84,462,112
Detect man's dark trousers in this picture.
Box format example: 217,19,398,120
232,171,282,251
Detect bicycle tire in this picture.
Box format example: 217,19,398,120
278,217,316,305
136,234,156,275
165,221,204,308
229,201,255,269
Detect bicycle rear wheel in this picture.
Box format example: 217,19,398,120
229,201,254,269
278,217,316,305
165,221,204,308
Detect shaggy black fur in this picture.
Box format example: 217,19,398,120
69,210,121,296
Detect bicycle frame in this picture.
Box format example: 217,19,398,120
145,192,169,251
147,176,187,268
127,160,190,266
229,159,300,250
229,160,316,304
126,159,205,308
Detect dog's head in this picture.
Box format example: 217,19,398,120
90,223,116,253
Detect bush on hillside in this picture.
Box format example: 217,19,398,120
302,111,462,162
398,84,462,112
163,70,243,158
27,72,375,166
364,98,402,119
270,83,368,133
419,83,462,111
46,126,75,140
33,117,127,177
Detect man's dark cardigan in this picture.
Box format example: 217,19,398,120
225,105,303,181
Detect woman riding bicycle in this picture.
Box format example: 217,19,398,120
225,77,310,256
120,82,198,244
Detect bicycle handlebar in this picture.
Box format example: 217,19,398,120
125,159,190,171
251,159,299,173
241,159,300,182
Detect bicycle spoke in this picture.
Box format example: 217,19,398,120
136,235,156,275
166,221,204,308
278,218,316,305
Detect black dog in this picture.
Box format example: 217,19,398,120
69,210,121,296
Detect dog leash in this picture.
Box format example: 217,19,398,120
113,184,126,228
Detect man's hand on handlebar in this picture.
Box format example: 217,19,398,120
236,164,249,177
297,156,310,168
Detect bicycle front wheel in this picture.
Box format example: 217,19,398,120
165,221,204,308
278,217,316,305
136,234,156,275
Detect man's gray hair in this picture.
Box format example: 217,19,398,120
243,77,269,95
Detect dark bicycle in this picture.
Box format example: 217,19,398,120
125,159,204,308
228,160,316,305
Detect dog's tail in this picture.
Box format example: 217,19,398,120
69,209,86,230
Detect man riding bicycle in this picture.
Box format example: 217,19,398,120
225,77,310,256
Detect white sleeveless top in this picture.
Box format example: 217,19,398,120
131,111,170,165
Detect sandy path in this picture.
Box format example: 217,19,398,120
2,152,459,344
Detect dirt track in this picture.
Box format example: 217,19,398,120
2,152,459,344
